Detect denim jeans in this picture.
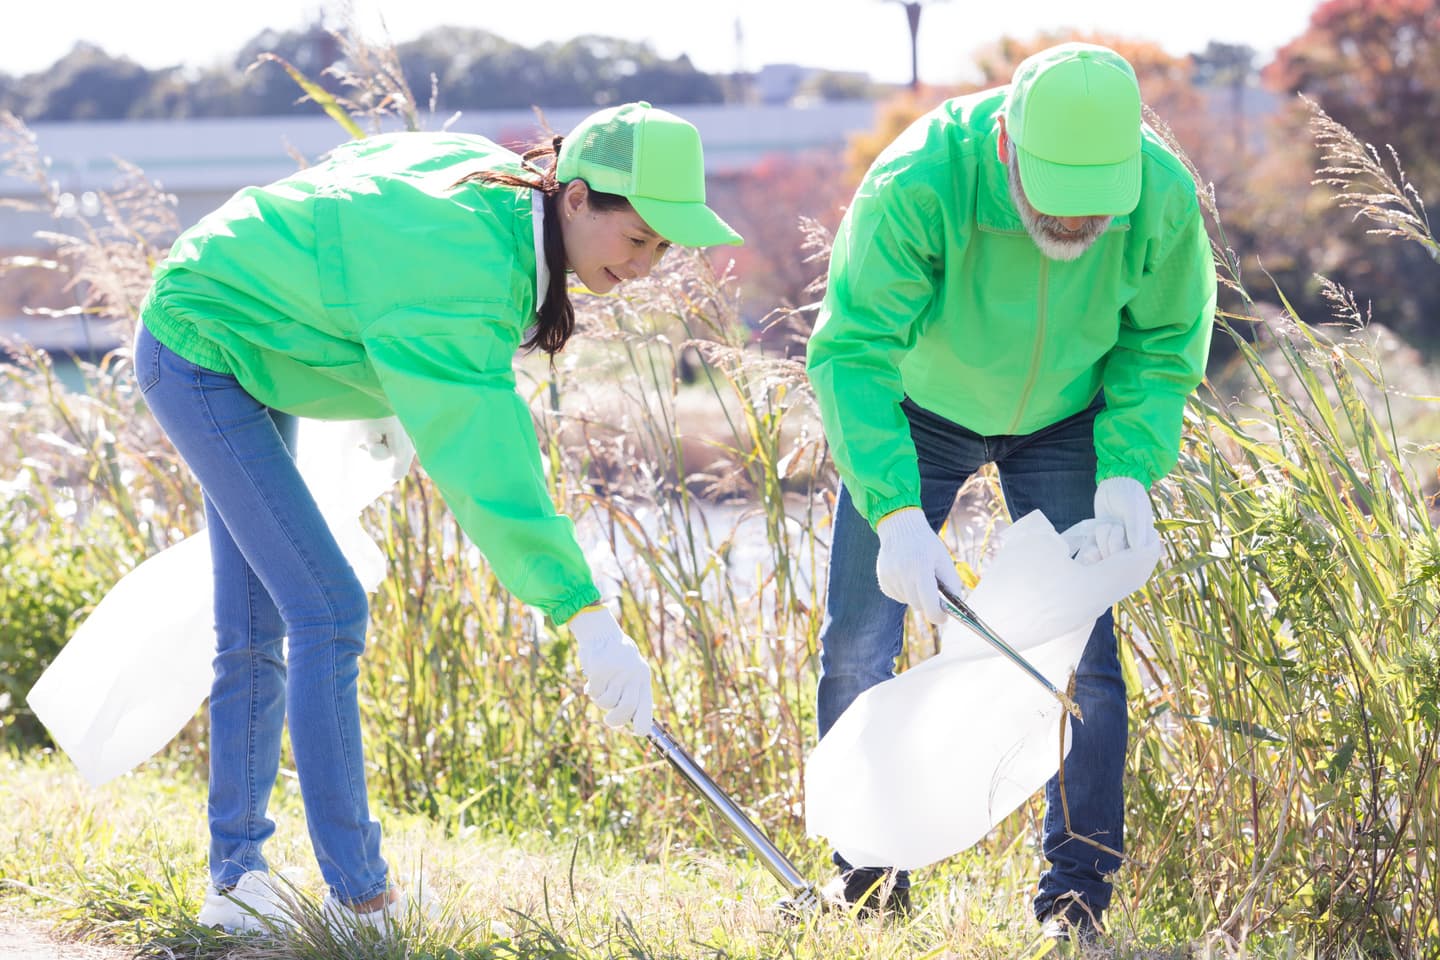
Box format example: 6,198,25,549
134,323,388,906
817,396,1125,921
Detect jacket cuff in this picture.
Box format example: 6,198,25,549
1096,458,1159,487
563,603,606,625
865,494,923,530
549,587,604,627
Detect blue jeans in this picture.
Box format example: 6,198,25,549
134,323,388,906
817,396,1125,922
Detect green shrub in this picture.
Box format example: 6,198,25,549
0,539,106,749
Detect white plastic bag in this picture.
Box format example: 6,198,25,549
804,510,1161,871
25,417,414,787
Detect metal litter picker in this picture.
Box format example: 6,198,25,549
644,579,1079,915
937,581,1083,721
647,721,821,915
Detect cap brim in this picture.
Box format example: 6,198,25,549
1016,146,1141,217
629,196,744,248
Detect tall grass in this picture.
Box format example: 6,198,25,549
2,32,1438,959
1118,104,1440,957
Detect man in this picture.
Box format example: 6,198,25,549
805,42,1215,937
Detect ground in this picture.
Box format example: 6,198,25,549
0,917,128,960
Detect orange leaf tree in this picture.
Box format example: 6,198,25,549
1264,0,1440,346
1267,0,1440,197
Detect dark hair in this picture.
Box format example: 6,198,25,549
453,135,631,357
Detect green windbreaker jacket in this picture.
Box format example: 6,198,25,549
806,88,1217,528
140,132,600,624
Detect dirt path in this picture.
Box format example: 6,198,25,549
0,919,130,960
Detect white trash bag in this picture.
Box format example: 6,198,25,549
25,417,414,787
805,509,1161,871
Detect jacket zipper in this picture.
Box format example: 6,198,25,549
1008,257,1048,432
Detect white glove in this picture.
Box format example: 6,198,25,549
1093,476,1158,559
875,507,964,625
1060,518,1103,566
364,428,398,461
359,420,416,487
569,608,654,736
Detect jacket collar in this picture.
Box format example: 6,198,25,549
531,189,549,307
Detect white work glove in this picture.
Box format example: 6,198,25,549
875,507,964,625
363,426,401,460
359,418,416,483
364,430,391,459
1060,518,1103,566
1093,476,1158,559
569,608,654,736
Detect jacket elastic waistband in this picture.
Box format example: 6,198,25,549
139,293,234,375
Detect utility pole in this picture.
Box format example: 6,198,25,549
884,0,949,91
904,2,922,91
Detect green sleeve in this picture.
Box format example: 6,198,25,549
1096,202,1217,486
363,305,600,624
806,183,942,528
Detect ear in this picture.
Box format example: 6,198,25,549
996,114,1010,162
561,180,589,221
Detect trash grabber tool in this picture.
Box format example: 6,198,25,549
936,582,1084,721
647,721,821,914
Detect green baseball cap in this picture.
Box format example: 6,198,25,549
555,101,743,248
1003,43,1143,217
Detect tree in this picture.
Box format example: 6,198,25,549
1267,0,1440,197
20,43,159,121
1192,41,1259,158
0,72,16,116
527,35,722,108
709,150,852,350
396,27,534,111
234,23,345,116
796,70,877,102
3,25,768,122
1265,0,1440,347
395,29,723,111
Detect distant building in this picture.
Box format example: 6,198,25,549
752,64,873,106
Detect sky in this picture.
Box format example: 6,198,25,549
10,1,1323,85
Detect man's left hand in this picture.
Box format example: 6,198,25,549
1093,476,1157,559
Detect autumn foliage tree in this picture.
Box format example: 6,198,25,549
1265,0,1440,346
1268,0,1440,198
710,151,852,354
844,33,1220,188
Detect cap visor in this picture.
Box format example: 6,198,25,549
629,196,744,248
1016,147,1141,217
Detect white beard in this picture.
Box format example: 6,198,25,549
1007,154,1111,262
1020,221,1102,261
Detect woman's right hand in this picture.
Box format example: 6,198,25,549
568,607,654,736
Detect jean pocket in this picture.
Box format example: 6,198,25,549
134,325,164,393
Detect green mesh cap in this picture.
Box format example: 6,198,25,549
555,101,743,248
1004,43,1143,217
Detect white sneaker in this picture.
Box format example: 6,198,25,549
321,886,435,936
198,870,291,933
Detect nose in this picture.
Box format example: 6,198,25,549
630,252,653,280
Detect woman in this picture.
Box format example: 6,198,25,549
133,101,742,932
